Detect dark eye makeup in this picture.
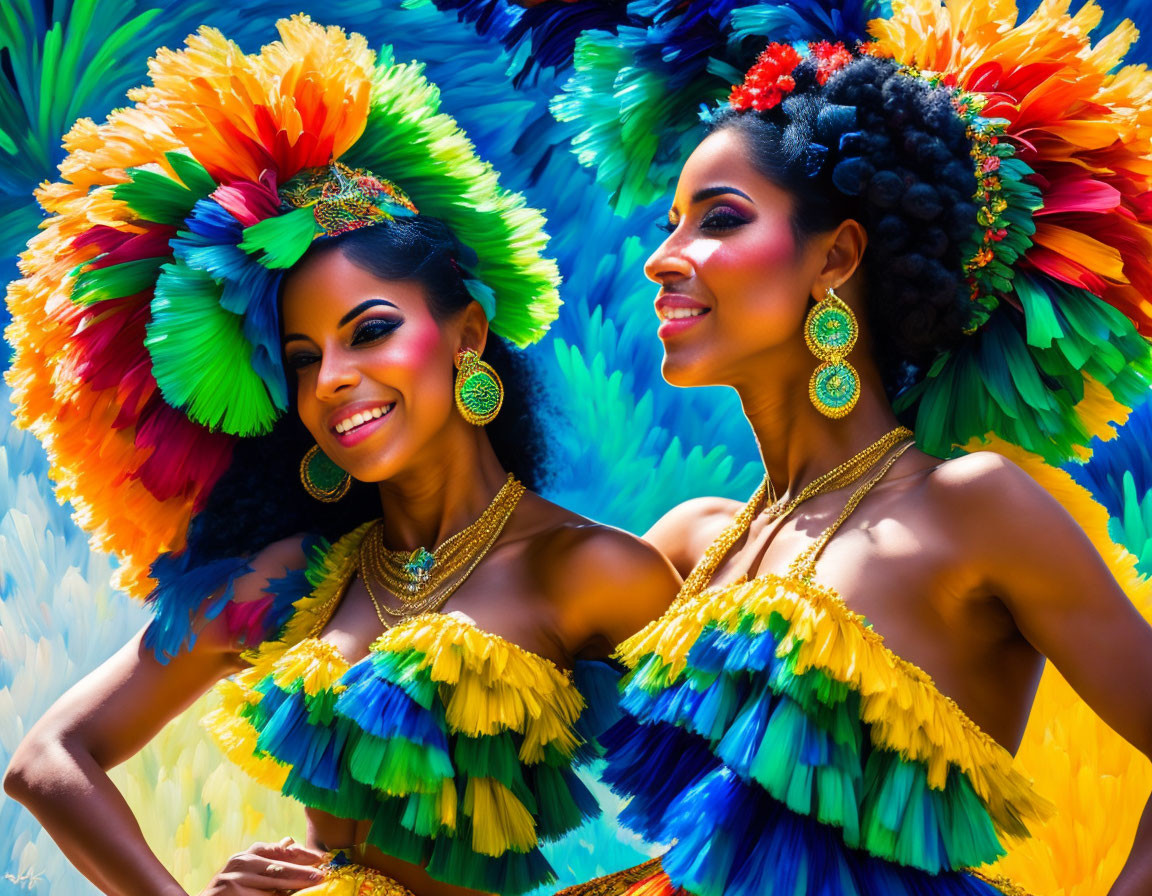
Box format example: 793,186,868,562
286,351,320,371
283,316,402,370
352,317,402,344
700,207,748,230
657,204,749,235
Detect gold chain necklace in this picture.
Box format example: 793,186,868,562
788,437,916,581
761,426,912,520
368,474,521,602
679,426,913,597
358,475,525,624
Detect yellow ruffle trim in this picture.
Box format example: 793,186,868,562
208,526,365,788
617,575,1051,839
205,637,351,790
270,638,351,697
294,855,415,896
371,612,586,764
201,668,289,791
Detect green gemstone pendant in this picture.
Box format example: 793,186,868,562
402,547,435,588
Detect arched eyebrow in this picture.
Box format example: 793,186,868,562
669,185,755,218
283,299,399,344
692,186,753,203
339,299,398,327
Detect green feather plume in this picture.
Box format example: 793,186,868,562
112,152,217,225
146,262,279,435
240,207,320,269
343,49,560,348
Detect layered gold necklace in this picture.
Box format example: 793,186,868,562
359,474,524,622
680,426,914,596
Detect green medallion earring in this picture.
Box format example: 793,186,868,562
804,287,860,419
300,444,351,502
454,348,503,426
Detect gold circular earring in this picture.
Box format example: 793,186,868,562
454,348,503,426
804,286,860,419
300,444,351,502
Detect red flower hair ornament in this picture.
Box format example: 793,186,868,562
729,41,855,112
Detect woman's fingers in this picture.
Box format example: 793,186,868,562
244,867,326,890
219,841,327,891
246,838,327,865
217,863,324,891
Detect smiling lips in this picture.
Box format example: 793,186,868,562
334,404,392,434
655,294,711,337
330,401,395,447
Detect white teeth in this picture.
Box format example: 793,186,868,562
662,307,706,320
335,404,391,434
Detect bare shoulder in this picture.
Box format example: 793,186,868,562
646,495,744,579
923,450,1050,510
511,492,682,653
515,491,679,589
235,534,313,602
919,449,1072,554
196,533,312,653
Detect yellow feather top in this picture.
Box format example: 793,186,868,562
617,574,1052,839
371,612,586,764
205,527,593,865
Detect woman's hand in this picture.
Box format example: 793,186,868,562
198,837,328,895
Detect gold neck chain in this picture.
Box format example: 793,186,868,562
679,426,914,598
787,437,916,581
358,474,525,624
761,426,912,520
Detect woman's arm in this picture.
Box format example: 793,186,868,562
3,542,326,896
957,454,1152,895
4,628,242,895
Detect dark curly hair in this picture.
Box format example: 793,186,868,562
183,215,551,561
707,53,978,400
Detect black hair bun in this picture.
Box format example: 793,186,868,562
708,53,979,397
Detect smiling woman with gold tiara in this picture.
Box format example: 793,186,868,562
0,18,679,896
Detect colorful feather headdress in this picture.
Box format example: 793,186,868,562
553,0,1152,466
4,15,561,610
